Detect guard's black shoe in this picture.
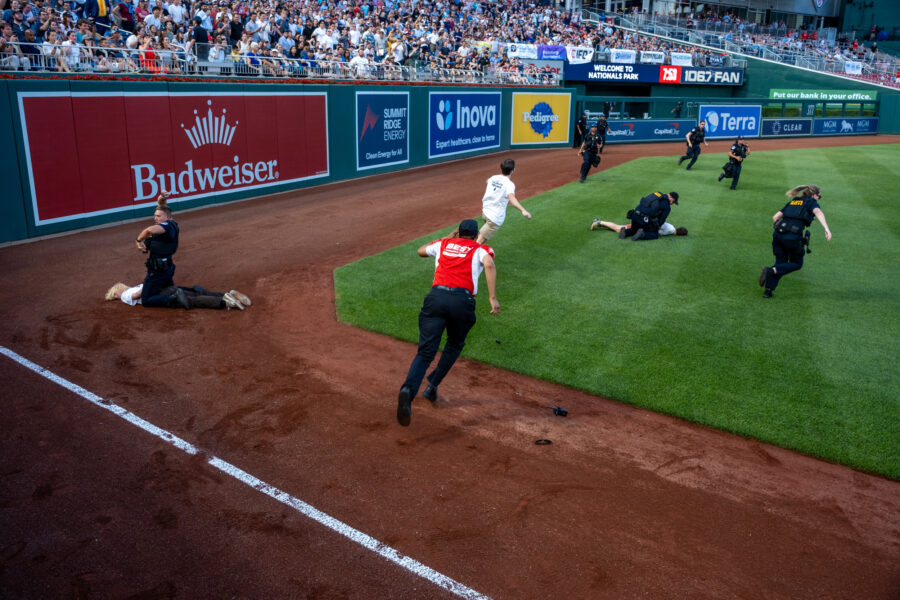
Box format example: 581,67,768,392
763,289,773,299
423,384,438,403
718,173,725,182
678,156,685,166
631,229,645,241
579,177,586,183
730,186,737,190
618,228,628,239
173,288,191,310
397,387,412,426
759,267,769,287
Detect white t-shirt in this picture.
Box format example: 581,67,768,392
481,174,515,226
121,284,143,306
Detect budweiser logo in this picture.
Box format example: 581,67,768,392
181,100,238,148
132,100,278,202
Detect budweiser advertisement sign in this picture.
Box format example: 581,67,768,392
18,92,329,225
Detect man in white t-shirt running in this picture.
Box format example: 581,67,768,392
476,158,531,244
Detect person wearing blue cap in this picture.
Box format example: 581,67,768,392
718,135,749,190
397,219,500,426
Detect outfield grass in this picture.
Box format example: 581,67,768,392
335,144,900,479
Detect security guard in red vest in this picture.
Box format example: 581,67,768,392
397,219,500,426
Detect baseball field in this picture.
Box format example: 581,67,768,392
1,137,899,599
336,143,900,479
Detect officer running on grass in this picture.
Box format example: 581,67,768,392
617,191,680,241
718,135,749,190
759,184,832,298
678,120,708,170
397,219,500,426
578,123,603,183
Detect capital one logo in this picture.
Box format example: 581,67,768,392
660,66,680,83
132,99,279,202
435,97,496,131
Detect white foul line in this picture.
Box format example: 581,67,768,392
0,345,491,600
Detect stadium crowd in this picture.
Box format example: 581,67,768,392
0,0,715,79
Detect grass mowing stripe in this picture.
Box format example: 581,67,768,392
335,144,900,479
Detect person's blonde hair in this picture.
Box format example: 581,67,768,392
105,283,128,301
786,185,821,198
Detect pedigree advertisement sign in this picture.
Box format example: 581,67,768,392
510,92,571,145
18,92,329,225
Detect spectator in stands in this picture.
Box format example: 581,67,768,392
41,29,70,71
60,28,82,70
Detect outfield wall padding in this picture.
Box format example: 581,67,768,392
0,80,575,243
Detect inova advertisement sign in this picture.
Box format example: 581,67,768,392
428,92,501,159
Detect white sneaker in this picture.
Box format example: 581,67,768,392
223,292,245,310
228,290,252,307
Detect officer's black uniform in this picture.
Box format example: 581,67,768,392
679,125,705,169
595,116,609,152
719,139,748,189
574,113,587,148
141,219,179,308
579,127,602,182
761,195,819,296
621,191,677,241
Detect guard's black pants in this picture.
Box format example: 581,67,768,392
142,265,176,308
681,144,701,169
402,287,477,398
622,215,660,240
580,151,598,179
766,233,805,290
729,162,742,189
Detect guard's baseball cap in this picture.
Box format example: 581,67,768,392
736,135,744,140
458,219,479,237
669,191,680,204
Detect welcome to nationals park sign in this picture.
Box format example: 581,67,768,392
563,62,744,85
17,91,329,225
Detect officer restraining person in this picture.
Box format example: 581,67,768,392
618,191,680,241
718,136,749,190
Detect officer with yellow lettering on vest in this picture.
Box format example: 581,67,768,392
759,185,832,298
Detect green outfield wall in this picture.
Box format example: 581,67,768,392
0,79,575,243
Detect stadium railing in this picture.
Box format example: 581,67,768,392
0,42,561,86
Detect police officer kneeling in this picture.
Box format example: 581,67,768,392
759,184,832,298
619,191,680,241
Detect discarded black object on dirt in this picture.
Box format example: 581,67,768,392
534,439,553,445
550,406,568,417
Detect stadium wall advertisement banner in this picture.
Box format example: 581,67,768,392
510,92,571,145
428,91,501,159
812,117,878,135
17,91,329,225
356,91,409,171
761,119,813,136
602,119,697,143
699,105,762,138
564,63,743,85
769,89,877,101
